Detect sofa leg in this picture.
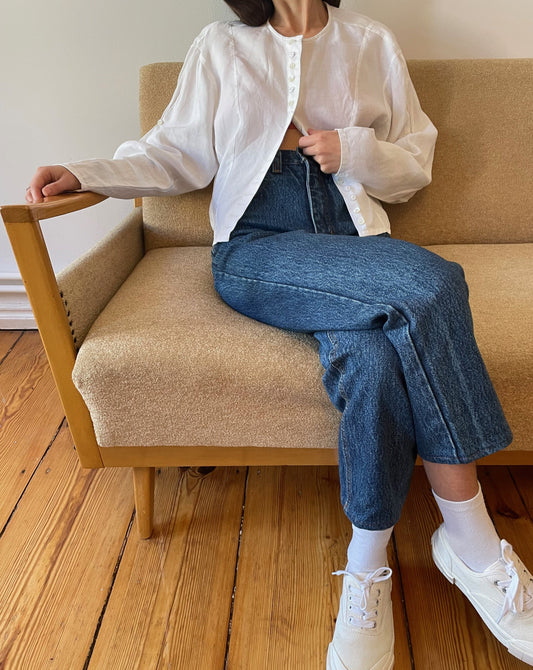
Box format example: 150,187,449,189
133,467,155,539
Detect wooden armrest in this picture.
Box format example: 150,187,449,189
1,192,108,225
1,190,107,469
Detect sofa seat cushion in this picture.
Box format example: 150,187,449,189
73,244,532,451
73,246,340,448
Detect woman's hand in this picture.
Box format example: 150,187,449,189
26,166,81,203
298,129,341,174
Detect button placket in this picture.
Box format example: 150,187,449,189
286,38,302,115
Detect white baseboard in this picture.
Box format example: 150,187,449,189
0,273,37,329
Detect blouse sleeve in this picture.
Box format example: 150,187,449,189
336,50,437,204
63,38,219,199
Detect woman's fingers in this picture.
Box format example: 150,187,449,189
25,166,81,203
298,129,341,174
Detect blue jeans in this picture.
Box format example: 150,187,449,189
211,150,512,530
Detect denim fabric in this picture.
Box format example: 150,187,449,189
211,150,512,530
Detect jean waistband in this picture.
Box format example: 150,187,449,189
269,149,312,173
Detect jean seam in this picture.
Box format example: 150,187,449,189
325,330,353,513
387,318,460,462
214,267,376,304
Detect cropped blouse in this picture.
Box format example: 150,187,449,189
63,5,438,243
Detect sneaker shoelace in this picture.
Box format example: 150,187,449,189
496,540,533,623
333,567,393,629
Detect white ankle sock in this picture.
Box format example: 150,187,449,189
432,482,501,572
346,524,394,574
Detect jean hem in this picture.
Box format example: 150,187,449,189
417,433,513,464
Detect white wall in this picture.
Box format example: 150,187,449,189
1,0,532,325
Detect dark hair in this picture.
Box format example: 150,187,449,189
224,0,341,27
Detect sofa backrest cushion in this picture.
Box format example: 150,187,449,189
389,59,533,245
139,59,532,248
140,62,213,249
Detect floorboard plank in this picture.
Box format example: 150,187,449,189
0,424,133,669
388,535,415,670
0,331,65,530
395,466,532,669
478,465,533,552
227,465,412,669
508,466,533,519
0,330,22,363
88,466,246,670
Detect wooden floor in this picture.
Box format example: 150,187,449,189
1,330,532,669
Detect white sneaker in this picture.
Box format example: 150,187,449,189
327,567,394,670
432,523,533,666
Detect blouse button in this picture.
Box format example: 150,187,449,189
157,119,164,126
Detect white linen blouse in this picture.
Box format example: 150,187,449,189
64,5,438,244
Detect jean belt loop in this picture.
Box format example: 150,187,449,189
272,151,283,174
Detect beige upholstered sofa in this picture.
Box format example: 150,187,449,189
2,59,532,539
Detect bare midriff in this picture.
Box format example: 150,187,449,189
279,122,303,150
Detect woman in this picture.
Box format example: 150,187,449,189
26,1,533,668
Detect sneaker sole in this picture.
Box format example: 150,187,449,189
326,643,394,670
432,530,533,666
